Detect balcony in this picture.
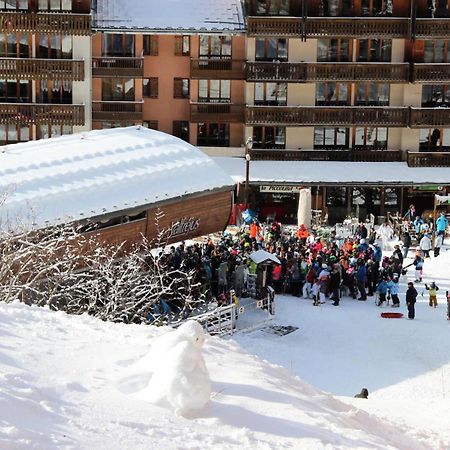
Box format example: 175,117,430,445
0,12,91,35
412,63,450,83
92,57,144,78
246,105,409,127
190,103,245,123
246,61,410,83
407,151,450,167
92,101,143,121
249,149,403,162
409,108,450,128
0,103,85,125
190,59,245,80
247,16,409,38
415,18,450,39
0,58,85,81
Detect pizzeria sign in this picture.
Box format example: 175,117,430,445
260,185,303,193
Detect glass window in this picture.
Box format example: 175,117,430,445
200,35,231,59
254,82,287,105
255,0,290,15
102,34,135,57
255,38,287,61
316,82,349,105
198,80,230,102
317,39,351,62
356,83,389,105
326,187,347,207
197,123,230,146
314,127,349,149
253,126,286,149
354,127,388,149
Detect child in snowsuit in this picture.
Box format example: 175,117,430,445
376,278,389,306
311,279,321,306
425,282,439,308
413,252,423,282
387,275,400,307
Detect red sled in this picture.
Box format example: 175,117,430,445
381,312,404,319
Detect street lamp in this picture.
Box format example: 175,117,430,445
244,137,253,207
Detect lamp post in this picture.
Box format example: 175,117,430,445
244,137,253,207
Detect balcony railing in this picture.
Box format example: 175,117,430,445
249,148,403,162
0,12,91,35
412,63,450,83
246,61,410,83
0,58,84,81
246,105,409,127
92,57,144,78
0,103,85,125
407,151,450,167
247,16,409,38
409,108,450,128
415,18,450,39
92,101,143,121
190,59,246,80
190,103,245,123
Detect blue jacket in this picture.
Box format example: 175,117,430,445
436,215,448,232
356,265,367,282
372,246,382,262
386,280,399,295
377,280,389,294
414,218,424,233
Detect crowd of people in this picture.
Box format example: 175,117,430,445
152,206,449,322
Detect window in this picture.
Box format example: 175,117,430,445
320,0,352,17
424,40,450,63
357,39,392,62
422,84,450,106
143,121,158,130
255,38,287,61
38,124,72,140
314,127,349,149
37,80,72,104
102,34,134,57
143,35,158,56
37,34,72,59
174,36,190,56
255,0,290,15
253,126,286,149
355,83,389,105
326,187,347,207
0,124,30,144
255,82,287,105
38,0,72,11
316,82,349,105
143,78,158,98
317,39,351,62
354,127,388,149
0,1,28,10
199,35,231,59
197,123,229,146
361,0,392,16
0,33,29,57
102,78,135,101
0,79,31,102
198,79,230,103
173,78,189,99
420,128,450,151
173,120,189,142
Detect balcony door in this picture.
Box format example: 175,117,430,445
102,34,135,57
199,35,231,59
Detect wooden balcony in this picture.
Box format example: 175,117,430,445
0,58,84,81
246,61,409,83
190,103,245,123
250,148,403,162
92,57,144,78
407,151,450,167
0,12,91,35
92,101,143,121
412,63,450,83
409,108,450,128
247,16,409,38
415,18,450,39
190,59,245,80
0,103,85,125
246,105,409,127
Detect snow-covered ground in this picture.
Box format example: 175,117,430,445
1,248,449,449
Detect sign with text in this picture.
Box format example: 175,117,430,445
260,185,302,194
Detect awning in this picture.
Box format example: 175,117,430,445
213,157,450,187
435,195,450,205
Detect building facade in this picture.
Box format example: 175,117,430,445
0,0,91,144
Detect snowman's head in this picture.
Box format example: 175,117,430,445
177,320,206,348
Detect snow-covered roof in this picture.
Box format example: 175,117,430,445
0,127,234,230
213,157,450,186
93,0,246,33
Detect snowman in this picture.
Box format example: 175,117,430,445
143,320,211,416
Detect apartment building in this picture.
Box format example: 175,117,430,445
91,0,246,148
0,0,91,144
241,0,450,221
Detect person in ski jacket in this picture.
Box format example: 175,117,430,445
406,282,418,319
402,231,412,259
425,282,439,308
413,250,424,282
386,274,400,306
376,278,389,306
436,212,448,233
419,233,432,258
329,264,341,306
356,260,367,300
413,216,424,235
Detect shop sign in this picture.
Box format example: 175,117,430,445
415,185,443,191
260,185,302,193
168,217,200,238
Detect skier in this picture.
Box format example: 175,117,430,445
419,233,432,258
413,249,424,282
387,274,400,307
436,212,448,244
406,281,418,320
